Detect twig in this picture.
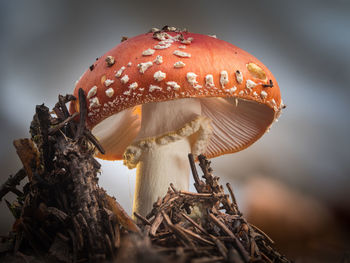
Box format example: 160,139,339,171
226,183,239,213
208,213,249,262
0,169,26,201
176,225,214,246
48,112,79,135
249,223,274,244
179,191,224,198
161,211,195,248
75,88,87,139
150,212,163,236
180,212,208,235
188,153,204,192
36,105,52,171
226,183,237,206
58,94,76,137
208,234,228,258
83,130,105,154
134,212,151,225
58,95,72,118
198,155,221,193
261,252,273,263
169,183,178,193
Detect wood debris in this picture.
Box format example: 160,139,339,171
0,90,290,262
0,89,137,262
131,154,291,263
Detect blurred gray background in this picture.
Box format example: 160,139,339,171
1,0,349,261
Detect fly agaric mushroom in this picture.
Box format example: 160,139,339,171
70,27,284,216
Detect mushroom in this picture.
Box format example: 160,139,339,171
70,28,283,216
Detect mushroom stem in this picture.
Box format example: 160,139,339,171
133,137,191,216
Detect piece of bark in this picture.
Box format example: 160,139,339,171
150,212,164,236
13,139,40,181
104,193,140,233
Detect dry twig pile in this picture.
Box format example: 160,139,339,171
0,90,139,262
129,154,290,263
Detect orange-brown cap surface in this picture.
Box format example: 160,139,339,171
71,29,283,161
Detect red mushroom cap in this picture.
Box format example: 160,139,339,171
70,29,283,161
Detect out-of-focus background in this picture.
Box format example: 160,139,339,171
0,0,349,261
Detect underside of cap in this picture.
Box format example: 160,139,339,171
124,115,212,169
201,97,275,158
93,107,141,160
92,96,275,166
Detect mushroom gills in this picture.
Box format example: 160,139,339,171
134,98,203,142
200,97,275,157
93,97,275,162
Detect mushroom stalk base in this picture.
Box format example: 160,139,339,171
133,137,191,217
